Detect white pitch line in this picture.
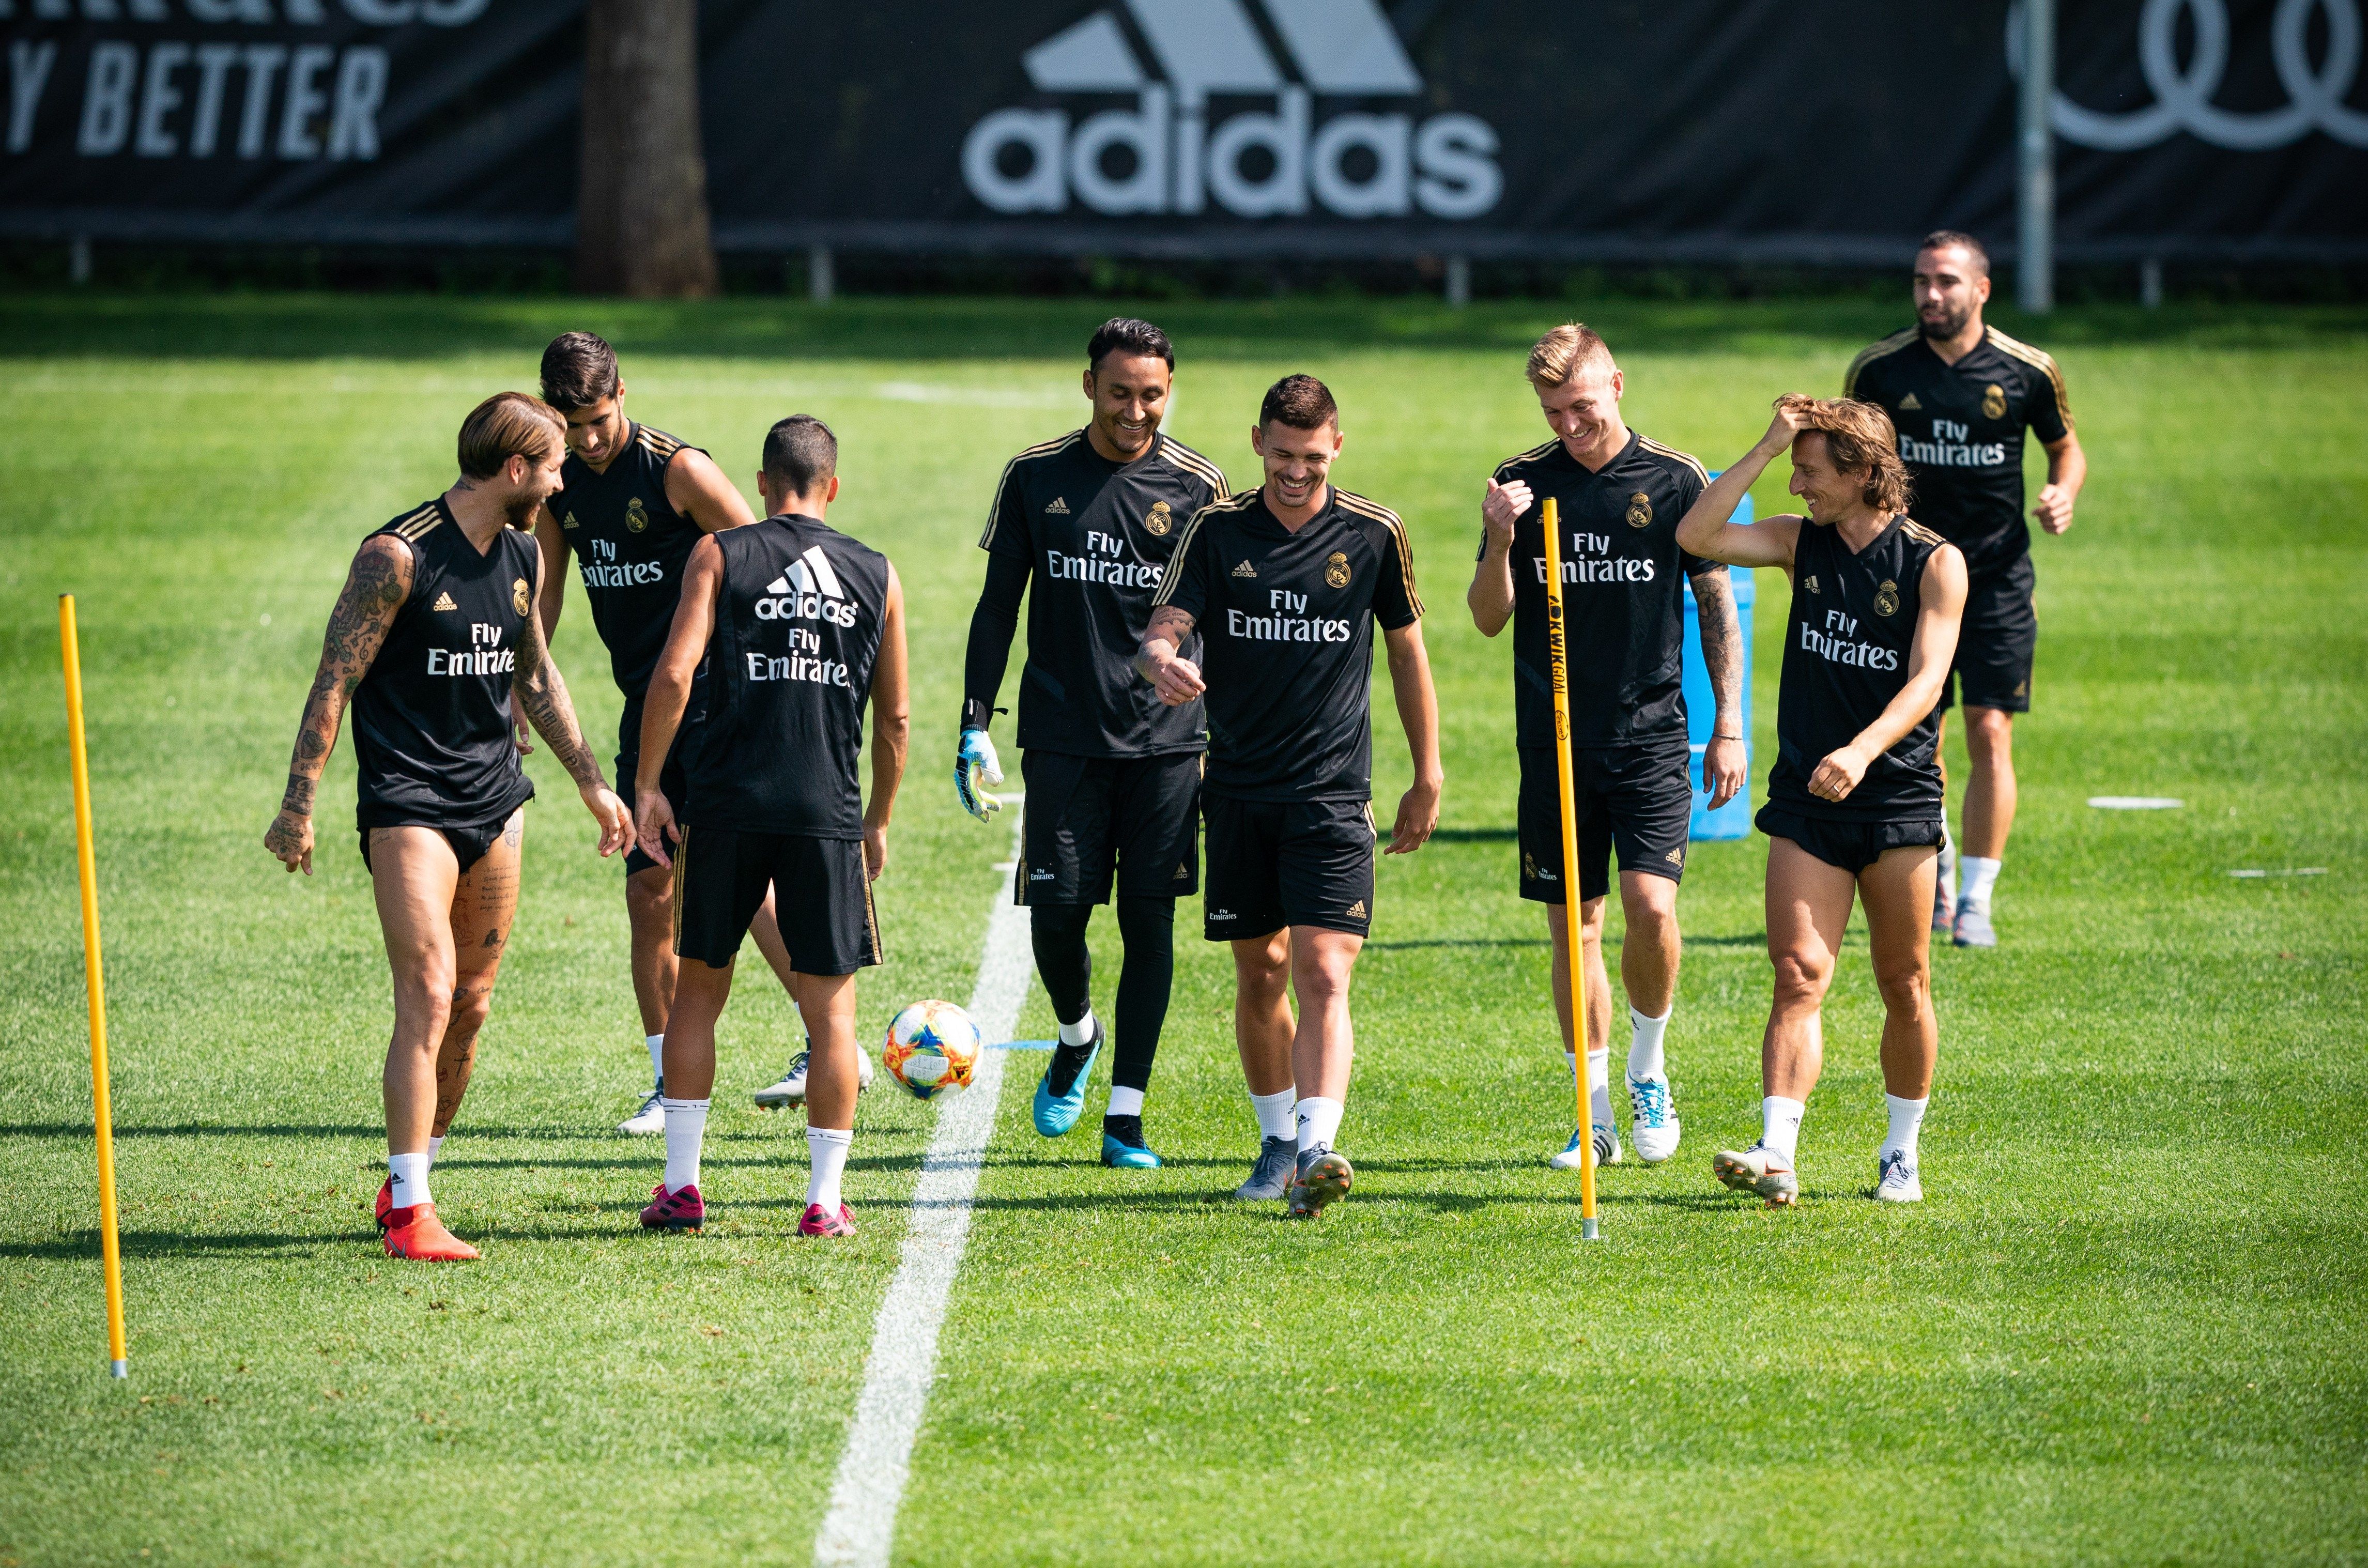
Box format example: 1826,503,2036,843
815,812,1029,1568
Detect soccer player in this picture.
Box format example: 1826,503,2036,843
630,415,908,1239
1674,395,1967,1206
1468,324,1745,1171
530,332,856,1135
1139,375,1441,1217
957,318,1227,1169
1844,232,2084,946
263,393,632,1261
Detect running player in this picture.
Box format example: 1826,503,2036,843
1468,324,1745,1172
957,318,1226,1169
1139,374,1441,1217
1675,395,1966,1207
629,415,907,1239
1844,232,2084,946
530,333,856,1134
263,393,632,1260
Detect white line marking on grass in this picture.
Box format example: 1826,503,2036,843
2227,867,2327,878
814,818,1030,1568
2089,795,2186,809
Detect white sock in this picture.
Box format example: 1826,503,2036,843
1295,1095,1344,1156
1568,1050,1614,1127
805,1126,852,1212
1882,1094,1929,1162
427,1133,444,1168
387,1150,432,1211
1107,1085,1145,1117
1760,1096,1806,1164
661,1097,710,1194
1059,1010,1096,1047
1250,1087,1297,1142
1938,828,1958,900
1626,1006,1670,1082
1961,856,2002,912
645,1033,665,1084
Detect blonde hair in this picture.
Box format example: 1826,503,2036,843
1777,394,1913,514
457,391,564,481
1526,322,1614,386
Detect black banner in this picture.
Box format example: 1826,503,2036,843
2,1,2361,261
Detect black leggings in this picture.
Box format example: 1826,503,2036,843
1029,897,1175,1093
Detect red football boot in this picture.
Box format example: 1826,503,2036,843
640,1182,705,1232
797,1202,856,1238
376,1177,394,1230
382,1204,480,1261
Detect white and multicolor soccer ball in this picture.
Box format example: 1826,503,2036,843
882,1000,982,1101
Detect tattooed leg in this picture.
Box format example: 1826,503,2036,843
371,827,463,1155
431,811,524,1136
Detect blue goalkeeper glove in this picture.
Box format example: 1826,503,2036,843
955,728,1004,821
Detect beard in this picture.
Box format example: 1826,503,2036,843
1919,303,1973,341
500,489,546,530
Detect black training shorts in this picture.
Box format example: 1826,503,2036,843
1755,804,1944,876
357,810,515,878
1016,749,1202,905
1941,554,2036,714
1517,739,1693,904
671,825,882,974
618,692,697,877
1201,793,1375,942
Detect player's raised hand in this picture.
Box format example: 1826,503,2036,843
633,786,675,868
1760,395,1811,455
581,780,632,859
1144,652,1205,707
1806,743,1871,803
264,809,314,875
1385,775,1441,855
955,728,1004,820
2033,482,2075,535
1481,478,1533,552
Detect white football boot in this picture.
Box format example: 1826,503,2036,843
1874,1148,1924,1203
754,1044,874,1109
1626,1074,1681,1164
1549,1123,1621,1170
618,1083,666,1135
1712,1144,1798,1207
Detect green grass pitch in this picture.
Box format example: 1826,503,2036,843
2,294,2363,1565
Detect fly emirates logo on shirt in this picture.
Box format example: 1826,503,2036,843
427,623,515,677
1228,588,1352,643
1535,531,1656,585
578,535,666,589
1800,607,1901,670
1049,528,1162,589
1897,417,2007,470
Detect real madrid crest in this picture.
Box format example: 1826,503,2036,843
512,577,531,616
1324,550,1351,589
1626,490,1653,529
1981,383,2007,421
625,496,650,533
1145,500,1172,537
1873,579,1900,617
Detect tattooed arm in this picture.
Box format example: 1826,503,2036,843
512,545,633,858
1692,565,1748,810
264,535,412,875
1135,605,1204,706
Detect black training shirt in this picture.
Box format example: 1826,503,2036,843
1844,327,2071,576
1152,484,1422,803
1485,431,1719,750
547,423,706,698
965,428,1226,757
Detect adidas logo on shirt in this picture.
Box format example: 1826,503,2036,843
759,545,858,627
1045,497,1070,514
431,592,458,611
1231,559,1258,578
1899,392,1921,411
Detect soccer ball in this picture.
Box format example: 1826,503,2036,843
882,1000,982,1101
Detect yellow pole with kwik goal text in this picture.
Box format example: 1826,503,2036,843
60,595,130,1376
1539,502,1600,1240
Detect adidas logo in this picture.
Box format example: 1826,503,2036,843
1804,574,1821,595
1899,392,1921,411
1345,900,1367,919
561,511,580,530
765,545,845,600
431,592,458,612
759,544,860,628
1173,862,1190,880
1664,848,1684,866
964,0,1501,222
1044,497,1070,515
1231,559,1258,578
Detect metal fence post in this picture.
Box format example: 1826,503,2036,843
2017,0,2054,314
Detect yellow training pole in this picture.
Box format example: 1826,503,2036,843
60,596,129,1376
1539,502,1599,1241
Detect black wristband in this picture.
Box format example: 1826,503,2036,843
960,697,995,734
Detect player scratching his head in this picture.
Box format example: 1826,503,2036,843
1676,396,1967,1207
1139,375,1442,1217
529,333,862,1138
1469,325,1745,1174
957,319,1227,1170
1844,233,2084,946
631,416,908,1239
263,393,633,1261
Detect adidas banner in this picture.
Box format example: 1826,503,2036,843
3,0,2361,260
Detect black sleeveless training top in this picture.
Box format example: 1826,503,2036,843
683,514,890,840
1767,514,1949,821
350,499,539,831
547,423,705,697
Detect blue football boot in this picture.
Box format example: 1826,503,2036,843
1031,1020,1101,1137
1100,1120,1162,1169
